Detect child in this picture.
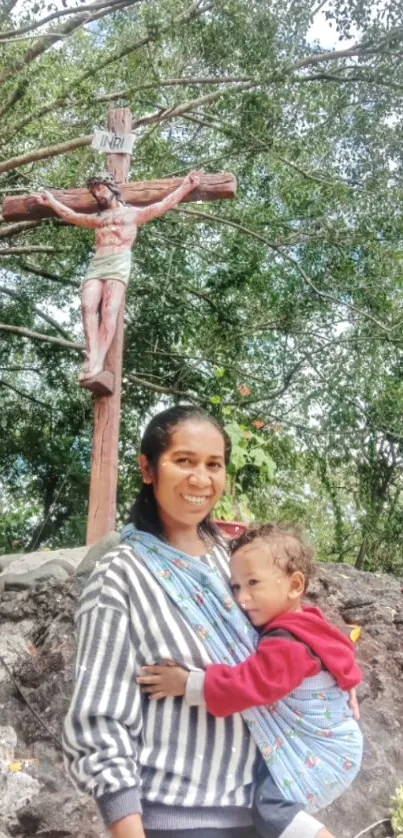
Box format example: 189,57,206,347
138,523,363,838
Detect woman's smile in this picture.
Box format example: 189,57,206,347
181,492,213,506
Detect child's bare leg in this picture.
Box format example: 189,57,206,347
279,812,334,837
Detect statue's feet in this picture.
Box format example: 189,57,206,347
79,360,103,381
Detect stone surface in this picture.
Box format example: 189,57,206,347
0,621,36,683
0,548,86,581
75,530,120,579
0,534,120,593
0,772,41,819
0,726,17,760
0,550,401,837
3,562,71,591
0,725,41,826
0,555,19,572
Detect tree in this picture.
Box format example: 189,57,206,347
1,0,403,564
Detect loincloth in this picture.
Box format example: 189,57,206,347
83,250,132,286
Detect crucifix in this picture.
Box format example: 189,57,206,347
3,108,237,545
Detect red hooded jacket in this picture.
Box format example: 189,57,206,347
205,606,363,718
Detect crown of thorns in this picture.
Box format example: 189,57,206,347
86,173,121,197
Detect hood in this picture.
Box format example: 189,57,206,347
266,605,363,690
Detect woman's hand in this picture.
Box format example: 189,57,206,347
110,814,145,838
137,662,189,700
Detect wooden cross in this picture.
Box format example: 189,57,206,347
3,108,237,545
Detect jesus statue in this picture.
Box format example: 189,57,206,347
34,170,201,380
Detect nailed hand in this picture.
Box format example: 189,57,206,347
34,190,54,206
186,170,204,188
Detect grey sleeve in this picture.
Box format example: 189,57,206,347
185,670,207,706
62,603,143,826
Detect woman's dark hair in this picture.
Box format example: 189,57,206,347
128,405,231,540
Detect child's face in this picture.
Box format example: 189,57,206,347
230,539,304,627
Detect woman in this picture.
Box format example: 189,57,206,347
63,406,330,838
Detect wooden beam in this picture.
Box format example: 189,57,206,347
2,173,237,222
85,107,130,545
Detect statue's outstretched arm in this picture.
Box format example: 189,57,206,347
135,171,202,226
34,190,103,228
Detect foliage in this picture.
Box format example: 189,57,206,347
214,406,276,521
391,786,403,838
1,0,403,571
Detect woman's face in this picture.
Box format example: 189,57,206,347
142,420,227,529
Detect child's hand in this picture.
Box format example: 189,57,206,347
349,688,360,720
137,662,189,700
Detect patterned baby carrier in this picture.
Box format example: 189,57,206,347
121,526,363,812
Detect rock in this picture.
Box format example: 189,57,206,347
0,725,41,829
0,758,9,780
0,555,19,572
0,621,36,683
76,531,120,580
0,547,86,584
16,790,108,838
0,555,401,837
306,564,402,836
0,535,120,594
0,727,17,760
0,772,40,819
3,563,71,591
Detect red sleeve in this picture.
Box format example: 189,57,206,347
205,638,321,718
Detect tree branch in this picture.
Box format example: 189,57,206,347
272,152,342,186
0,365,42,372
143,347,301,386
7,18,236,144
227,361,304,406
97,75,253,101
0,377,52,409
0,79,29,120
7,21,400,159
293,70,403,91
0,0,132,39
286,26,403,75
0,285,72,339
0,135,92,176
0,0,146,85
0,220,42,239
311,0,329,16
183,285,219,311
0,322,84,351
19,261,80,288
133,84,254,131
0,245,56,254
0,0,132,42
177,208,393,333
0,0,20,22
126,372,197,399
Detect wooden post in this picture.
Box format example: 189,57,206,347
86,108,131,544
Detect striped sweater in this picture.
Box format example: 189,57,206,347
62,541,258,830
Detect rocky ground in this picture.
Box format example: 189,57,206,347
0,536,402,838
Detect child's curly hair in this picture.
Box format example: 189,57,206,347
231,523,316,592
